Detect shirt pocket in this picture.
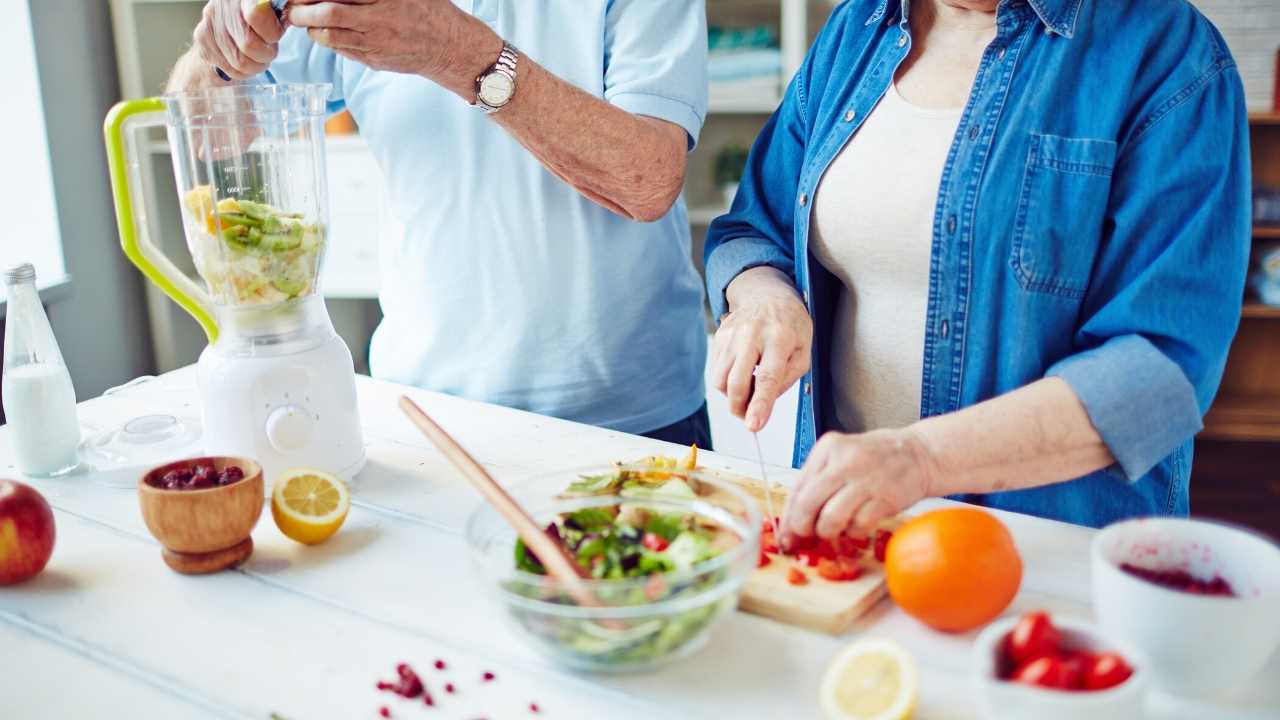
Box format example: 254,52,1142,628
1010,134,1117,299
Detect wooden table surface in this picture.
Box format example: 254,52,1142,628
2,368,1277,719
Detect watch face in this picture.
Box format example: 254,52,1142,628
480,73,515,106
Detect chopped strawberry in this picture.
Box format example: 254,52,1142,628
836,534,870,555
817,557,864,582
795,551,820,567
873,530,893,563
787,567,808,585
757,551,772,568
641,532,670,552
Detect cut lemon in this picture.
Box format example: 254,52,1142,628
820,638,918,720
271,468,350,545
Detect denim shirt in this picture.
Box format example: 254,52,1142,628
704,0,1251,527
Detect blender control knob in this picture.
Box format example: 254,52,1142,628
265,404,315,451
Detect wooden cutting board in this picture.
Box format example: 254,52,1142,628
695,468,896,635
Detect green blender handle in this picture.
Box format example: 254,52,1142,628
104,98,219,343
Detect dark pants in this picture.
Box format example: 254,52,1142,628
640,403,713,451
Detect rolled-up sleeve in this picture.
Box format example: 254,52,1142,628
603,0,708,149
1047,61,1251,480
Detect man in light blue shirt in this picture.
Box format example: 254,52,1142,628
169,0,711,444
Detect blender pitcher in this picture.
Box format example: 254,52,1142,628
103,83,365,481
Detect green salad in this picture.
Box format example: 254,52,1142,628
184,185,324,305
502,455,743,670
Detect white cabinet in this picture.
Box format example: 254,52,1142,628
322,137,385,300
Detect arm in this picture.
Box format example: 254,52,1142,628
288,0,704,222
704,22,828,429
782,59,1251,543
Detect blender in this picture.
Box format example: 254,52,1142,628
103,83,365,482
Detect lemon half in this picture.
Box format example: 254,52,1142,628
820,638,918,720
271,468,350,545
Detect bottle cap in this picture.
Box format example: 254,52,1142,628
4,262,36,285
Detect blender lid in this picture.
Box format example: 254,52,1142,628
81,414,203,488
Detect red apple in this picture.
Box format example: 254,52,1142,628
0,480,56,585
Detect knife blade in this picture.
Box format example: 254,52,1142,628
752,432,781,539
216,0,288,82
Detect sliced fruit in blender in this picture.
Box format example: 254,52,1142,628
182,184,325,305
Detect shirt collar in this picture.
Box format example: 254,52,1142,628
866,0,1082,39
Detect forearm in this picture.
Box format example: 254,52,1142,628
910,377,1117,496
725,266,801,314
168,48,220,93
431,21,688,222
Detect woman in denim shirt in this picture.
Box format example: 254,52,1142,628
704,0,1251,543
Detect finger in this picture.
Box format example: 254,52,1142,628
781,432,844,541
212,14,252,75
243,0,286,43
725,348,760,420
306,26,366,51
290,1,365,30
196,21,237,80
815,484,870,540
784,464,845,541
780,438,836,546
745,350,787,432
709,331,736,395
852,497,896,531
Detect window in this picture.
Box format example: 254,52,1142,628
0,0,67,291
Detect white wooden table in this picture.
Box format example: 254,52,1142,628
2,368,1277,720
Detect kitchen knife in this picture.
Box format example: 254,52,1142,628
753,431,781,539
216,0,288,82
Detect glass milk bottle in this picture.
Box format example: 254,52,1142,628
2,263,81,476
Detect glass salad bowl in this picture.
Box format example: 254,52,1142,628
465,464,760,673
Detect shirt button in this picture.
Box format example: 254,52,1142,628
802,290,810,305
968,125,980,140
799,192,809,206
1044,26,1055,36
946,215,957,234
844,109,856,122
803,382,811,395
897,34,908,48
940,319,950,339
998,48,1007,60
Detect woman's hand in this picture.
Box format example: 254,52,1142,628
193,0,285,80
780,429,938,549
711,266,813,432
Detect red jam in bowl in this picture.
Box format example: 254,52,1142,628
147,462,245,491
1120,563,1235,597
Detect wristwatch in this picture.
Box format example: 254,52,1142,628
474,43,519,113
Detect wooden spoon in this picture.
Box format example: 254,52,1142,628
398,396,599,607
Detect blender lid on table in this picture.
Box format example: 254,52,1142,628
81,414,203,488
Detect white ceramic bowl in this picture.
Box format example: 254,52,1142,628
1092,517,1280,697
971,615,1147,720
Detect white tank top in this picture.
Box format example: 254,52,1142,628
809,83,963,433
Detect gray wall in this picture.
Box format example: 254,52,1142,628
27,0,155,398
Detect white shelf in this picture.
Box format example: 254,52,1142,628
708,95,781,114
689,205,729,225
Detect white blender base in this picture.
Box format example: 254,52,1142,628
197,334,366,484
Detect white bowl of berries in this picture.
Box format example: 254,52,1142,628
971,612,1146,720
1091,517,1280,697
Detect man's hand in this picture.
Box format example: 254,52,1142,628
712,266,813,432
192,0,285,81
780,429,937,549
288,0,500,100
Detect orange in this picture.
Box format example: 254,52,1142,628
884,507,1022,632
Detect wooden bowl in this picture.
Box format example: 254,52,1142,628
138,457,264,574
